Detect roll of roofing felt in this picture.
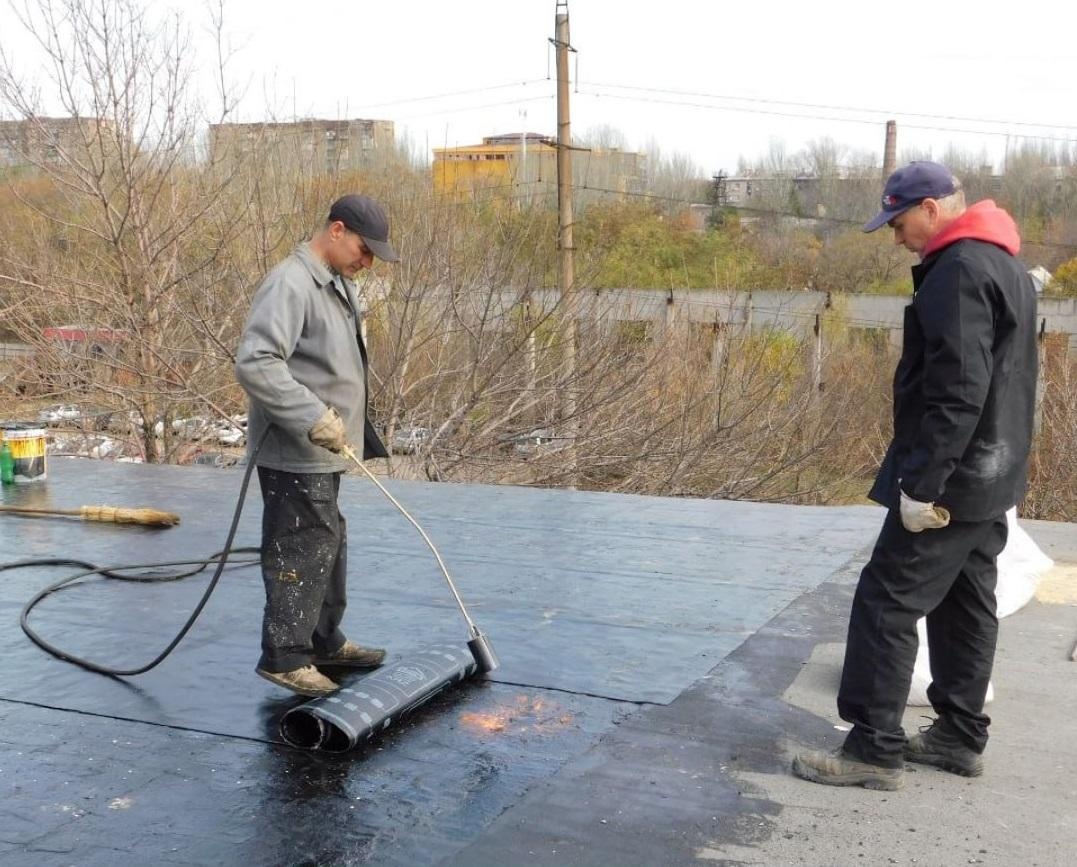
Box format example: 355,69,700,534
281,644,480,751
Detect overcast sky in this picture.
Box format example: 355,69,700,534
3,0,1077,175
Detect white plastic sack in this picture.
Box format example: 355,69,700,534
907,507,1054,707
994,509,1055,617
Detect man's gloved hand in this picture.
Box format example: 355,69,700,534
309,406,347,454
899,489,951,533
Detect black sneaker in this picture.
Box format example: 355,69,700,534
904,718,984,777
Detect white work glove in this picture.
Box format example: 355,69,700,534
899,489,950,533
308,407,347,454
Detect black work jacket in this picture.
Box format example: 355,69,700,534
869,239,1038,521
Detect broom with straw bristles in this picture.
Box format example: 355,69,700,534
0,504,180,527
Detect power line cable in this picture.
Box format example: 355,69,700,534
576,89,1077,146
354,79,552,111
578,80,1077,133
395,94,555,121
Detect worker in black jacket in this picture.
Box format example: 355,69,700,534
793,162,1039,790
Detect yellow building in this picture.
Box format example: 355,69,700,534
433,132,643,206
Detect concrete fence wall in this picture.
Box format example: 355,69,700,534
505,290,1077,352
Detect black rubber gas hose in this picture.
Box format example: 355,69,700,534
2,429,267,676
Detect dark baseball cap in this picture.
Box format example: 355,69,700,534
863,161,959,232
328,194,400,262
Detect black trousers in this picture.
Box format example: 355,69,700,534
838,509,1008,767
256,468,348,672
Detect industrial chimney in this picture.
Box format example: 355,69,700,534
883,120,897,178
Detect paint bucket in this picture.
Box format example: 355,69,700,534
0,423,47,483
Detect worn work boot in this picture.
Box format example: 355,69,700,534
792,749,904,791
312,640,386,669
904,718,984,777
256,665,339,697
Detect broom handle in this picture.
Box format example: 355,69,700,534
0,504,82,518
0,503,180,526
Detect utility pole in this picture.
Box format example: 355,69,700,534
812,313,824,392
709,170,728,227
519,121,527,208
554,0,578,483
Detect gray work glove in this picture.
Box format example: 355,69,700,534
899,489,950,533
308,406,347,454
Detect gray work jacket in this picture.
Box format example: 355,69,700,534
235,242,387,473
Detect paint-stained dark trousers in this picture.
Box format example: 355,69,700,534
838,509,1008,768
256,468,348,673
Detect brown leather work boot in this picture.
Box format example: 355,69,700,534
792,749,904,790
904,718,985,777
256,665,339,697
312,640,386,669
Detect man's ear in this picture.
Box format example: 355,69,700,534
921,199,940,221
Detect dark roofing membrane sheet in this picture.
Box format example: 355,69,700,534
1,458,881,740
0,457,887,865
0,677,628,866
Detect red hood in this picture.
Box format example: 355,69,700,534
922,200,1020,258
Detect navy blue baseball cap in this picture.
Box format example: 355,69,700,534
863,161,959,232
328,194,400,262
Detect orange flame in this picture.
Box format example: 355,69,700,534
459,695,573,735
459,712,508,733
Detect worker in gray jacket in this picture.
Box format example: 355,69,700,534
235,194,397,697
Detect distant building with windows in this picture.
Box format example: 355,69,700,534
718,175,817,208
207,118,396,176
433,132,644,206
0,116,114,175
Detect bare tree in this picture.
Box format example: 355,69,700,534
0,0,247,461
812,231,913,294
641,137,709,210
579,124,629,151
1025,339,1077,521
